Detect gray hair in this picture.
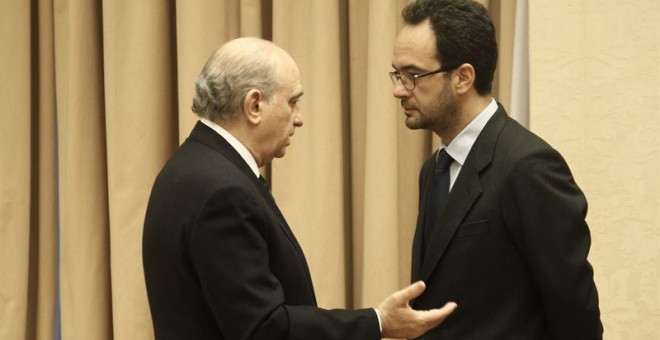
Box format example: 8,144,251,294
192,38,278,120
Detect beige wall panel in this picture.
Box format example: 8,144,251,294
102,0,179,339
530,1,659,338
0,1,32,339
53,0,112,338
272,0,350,309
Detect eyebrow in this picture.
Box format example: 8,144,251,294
392,64,424,73
289,91,304,101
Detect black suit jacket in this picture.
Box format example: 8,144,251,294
412,105,603,339
143,122,379,340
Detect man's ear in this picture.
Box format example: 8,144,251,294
455,63,475,95
243,89,262,125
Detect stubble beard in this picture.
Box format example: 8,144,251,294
404,90,459,134
405,115,425,130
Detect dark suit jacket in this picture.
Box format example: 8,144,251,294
412,105,603,339
143,122,379,340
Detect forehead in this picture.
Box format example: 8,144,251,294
275,53,303,95
392,20,439,70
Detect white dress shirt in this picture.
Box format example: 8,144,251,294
200,118,260,178
441,98,498,191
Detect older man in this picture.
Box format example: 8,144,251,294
143,37,456,340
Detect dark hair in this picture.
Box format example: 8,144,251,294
402,0,498,95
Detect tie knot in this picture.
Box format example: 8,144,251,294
436,149,453,171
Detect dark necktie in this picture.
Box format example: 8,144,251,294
422,149,453,258
259,175,272,196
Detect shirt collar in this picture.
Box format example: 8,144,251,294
200,118,260,178
442,98,498,165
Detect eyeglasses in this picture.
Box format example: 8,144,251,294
389,65,459,91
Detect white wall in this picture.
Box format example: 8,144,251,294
530,1,660,338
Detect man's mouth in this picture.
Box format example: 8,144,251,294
403,107,417,115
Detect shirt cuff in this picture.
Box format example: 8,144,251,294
374,308,382,333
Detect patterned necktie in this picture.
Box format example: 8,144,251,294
422,149,453,259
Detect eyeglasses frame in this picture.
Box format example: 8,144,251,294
389,64,460,91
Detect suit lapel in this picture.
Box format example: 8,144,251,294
188,122,288,224
415,105,510,282
418,169,483,281
188,122,317,302
412,156,434,281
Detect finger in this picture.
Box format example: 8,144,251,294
393,281,426,302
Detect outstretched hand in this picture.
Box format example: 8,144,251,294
377,281,457,339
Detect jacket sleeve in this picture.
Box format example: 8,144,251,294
187,183,380,340
501,148,603,340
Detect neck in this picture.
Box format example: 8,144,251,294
437,95,492,146
212,117,267,167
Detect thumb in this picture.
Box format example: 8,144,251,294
420,301,458,326
394,281,427,302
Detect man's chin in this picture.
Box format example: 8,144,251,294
275,149,287,159
405,117,424,130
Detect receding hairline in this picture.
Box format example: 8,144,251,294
211,37,293,66
206,37,297,80
226,38,300,88
221,37,279,54
192,37,293,120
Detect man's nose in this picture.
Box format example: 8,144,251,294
392,82,411,99
294,113,304,127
